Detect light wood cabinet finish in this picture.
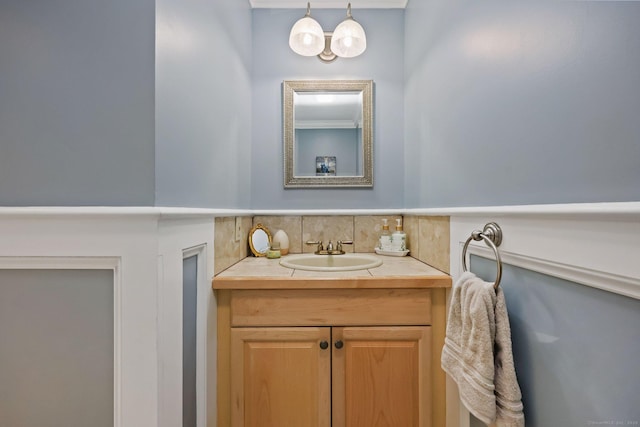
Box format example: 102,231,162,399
229,325,431,427
332,326,431,427
230,288,431,327
213,258,450,427
230,327,331,427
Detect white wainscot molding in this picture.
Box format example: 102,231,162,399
450,213,640,300
446,207,640,427
157,218,215,427
0,213,216,427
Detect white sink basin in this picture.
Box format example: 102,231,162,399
280,253,382,272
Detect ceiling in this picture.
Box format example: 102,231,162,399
250,0,407,8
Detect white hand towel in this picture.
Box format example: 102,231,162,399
441,272,524,427
494,284,525,427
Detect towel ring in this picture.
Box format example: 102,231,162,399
461,222,503,289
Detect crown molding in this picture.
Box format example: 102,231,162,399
250,0,408,8
295,119,359,129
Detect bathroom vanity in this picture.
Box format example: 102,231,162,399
212,255,451,427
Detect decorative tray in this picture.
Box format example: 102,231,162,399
374,248,410,257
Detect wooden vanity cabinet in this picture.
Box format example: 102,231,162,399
332,325,431,427
230,327,332,427
216,287,447,427
230,325,431,427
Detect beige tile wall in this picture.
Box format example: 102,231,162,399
252,216,303,254
404,216,450,274
252,215,404,254
354,215,403,253
214,215,451,275
301,216,355,253
213,216,253,275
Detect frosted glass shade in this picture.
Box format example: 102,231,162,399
330,18,366,58
289,16,325,57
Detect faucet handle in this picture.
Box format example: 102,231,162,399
306,240,323,251
336,240,353,252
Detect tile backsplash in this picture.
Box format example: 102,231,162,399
253,215,404,255
413,216,450,274
252,216,303,254
214,215,450,275
213,216,252,275
301,216,355,253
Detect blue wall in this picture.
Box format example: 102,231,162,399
251,9,405,209
472,256,640,427
155,0,252,208
296,129,359,176
0,0,252,208
405,2,640,208
0,0,156,206
3,2,639,209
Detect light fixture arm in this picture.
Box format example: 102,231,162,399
318,32,338,63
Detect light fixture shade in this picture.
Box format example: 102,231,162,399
289,5,324,57
330,5,366,58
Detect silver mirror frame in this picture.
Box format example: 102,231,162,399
283,79,373,188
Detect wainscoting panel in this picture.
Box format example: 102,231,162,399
449,210,640,427
0,216,159,427
0,269,114,427
158,219,214,427
0,212,215,427
471,256,640,427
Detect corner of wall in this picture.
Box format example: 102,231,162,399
405,215,450,274
213,216,252,275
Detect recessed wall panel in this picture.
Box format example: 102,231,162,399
470,256,640,426
0,269,114,427
183,255,198,427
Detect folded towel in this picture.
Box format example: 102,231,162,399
441,272,524,427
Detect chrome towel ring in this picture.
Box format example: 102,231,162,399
461,222,503,289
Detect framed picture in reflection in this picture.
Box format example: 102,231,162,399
316,156,336,176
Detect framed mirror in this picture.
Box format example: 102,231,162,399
248,224,272,257
283,80,373,188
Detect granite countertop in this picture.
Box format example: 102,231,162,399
212,254,451,290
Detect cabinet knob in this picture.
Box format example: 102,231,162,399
319,340,329,350
334,340,344,349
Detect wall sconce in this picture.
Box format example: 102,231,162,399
289,2,367,63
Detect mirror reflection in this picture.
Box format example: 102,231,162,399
283,80,373,188
294,91,363,177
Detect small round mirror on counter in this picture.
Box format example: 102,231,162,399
248,224,272,257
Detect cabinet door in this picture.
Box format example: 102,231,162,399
332,326,432,427
230,327,331,427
